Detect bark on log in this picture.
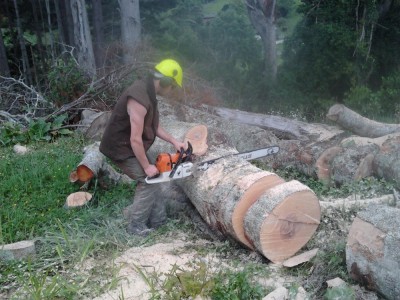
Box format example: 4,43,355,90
327,104,400,138
373,136,400,190
70,142,133,185
202,104,345,142
346,205,400,299
0,240,35,261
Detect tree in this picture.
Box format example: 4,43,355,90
12,0,32,85
91,0,105,69
245,0,277,80
70,0,96,76
0,29,10,77
118,0,141,64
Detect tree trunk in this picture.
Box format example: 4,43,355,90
202,104,346,142
70,0,96,76
30,0,46,80
91,0,105,69
150,119,320,262
373,135,400,189
118,0,141,65
54,0,66,52
45,0,56,61
0,30,10,77
245,180,320,263
246,0,277,79
327,104,400,138
12,0,33,85
346,204,400,299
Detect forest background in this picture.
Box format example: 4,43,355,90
1,0,400,130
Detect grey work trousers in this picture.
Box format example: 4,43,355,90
112,157,167,229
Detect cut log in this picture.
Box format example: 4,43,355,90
70,142,134,186
346,205,400,300
202,104,345,142
244,180,321,263
0,240,35,261
373,135,400,190
71,142,105,182
327,104,400,138
77,110,112,141
179,153,285,249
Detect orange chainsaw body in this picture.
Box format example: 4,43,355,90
155,153,181,173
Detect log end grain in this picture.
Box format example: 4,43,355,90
76,165,94,182
232,174,285,249
244,181,321,263
260,189,320,263
184,125,208,156
65,191,93,208
326,104,344,122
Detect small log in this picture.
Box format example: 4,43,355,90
0,240,35,260
346,205,400,299
327,104,400,138
70,142,105,182
244,180,321,263
77,110,111,141
373,135,400,190
315,146,342,185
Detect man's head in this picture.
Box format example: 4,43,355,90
154,59,183,89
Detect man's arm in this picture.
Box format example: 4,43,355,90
127,98,159,177
156,125,187,152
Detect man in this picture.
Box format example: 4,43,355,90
100,59,186,236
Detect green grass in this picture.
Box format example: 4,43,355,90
0,136,135,244
0,135,140,298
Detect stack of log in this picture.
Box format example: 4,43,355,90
71,100,400,284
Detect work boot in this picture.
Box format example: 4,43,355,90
127,223,154,237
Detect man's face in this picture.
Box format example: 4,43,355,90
157,84,174,97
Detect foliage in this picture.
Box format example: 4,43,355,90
0,114,72,147
211,267,267,300
275,0,400,118
46,58,88,107
274,166,394,198
143,260,268,300
324,284,355,300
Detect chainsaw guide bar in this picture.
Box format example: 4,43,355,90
145,146,280,184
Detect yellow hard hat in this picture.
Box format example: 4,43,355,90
155,59,183,87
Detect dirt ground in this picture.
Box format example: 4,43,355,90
91,194,390,300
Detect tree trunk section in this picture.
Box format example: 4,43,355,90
346,205,400,300
244,180,320,263
373,135,400,190
118,0,141,65
70,0,96,76
156,120,320,261
13,0,33,85
327,104,400,138
0,30,10,77
91,0,105,70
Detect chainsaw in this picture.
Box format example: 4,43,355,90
145,142,280,184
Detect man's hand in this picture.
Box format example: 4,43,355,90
144,164,159,177
173,141,187,152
